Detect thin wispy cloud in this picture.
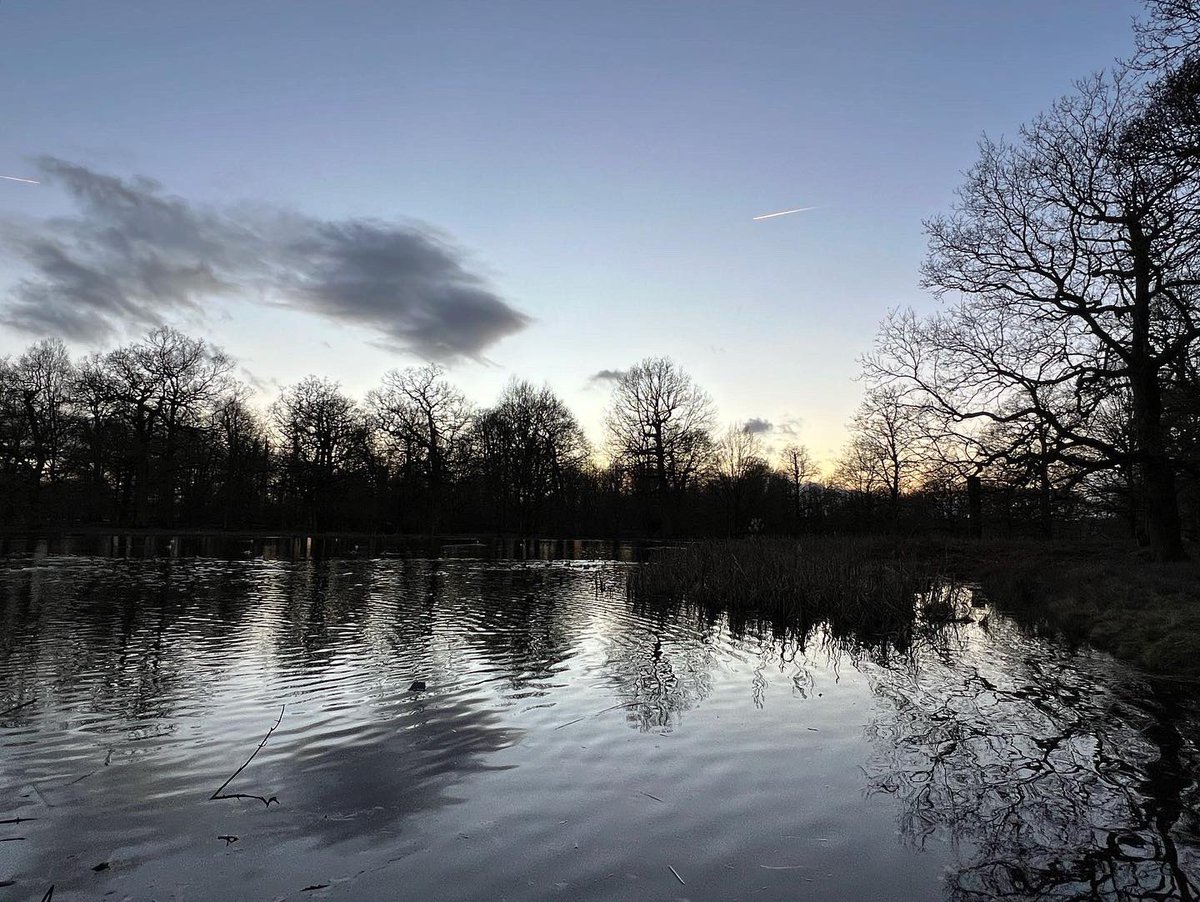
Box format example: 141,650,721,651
776,417,804,438
752,205,817,221
0,157,529,362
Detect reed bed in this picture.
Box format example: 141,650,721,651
627,536,951,641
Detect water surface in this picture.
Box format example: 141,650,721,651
1,552,1197,900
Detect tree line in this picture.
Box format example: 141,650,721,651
0,324,1150,541
0,330,803,537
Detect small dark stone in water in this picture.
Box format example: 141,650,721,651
409,680,427,692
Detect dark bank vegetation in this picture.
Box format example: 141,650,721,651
627,536,937,623
0,328,1128,542
0,324,1185,552
966,540,1200,677
629,535,1200,677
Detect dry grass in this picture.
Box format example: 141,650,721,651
965,541,1200,676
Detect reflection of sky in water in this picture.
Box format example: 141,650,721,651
0,555,1196,900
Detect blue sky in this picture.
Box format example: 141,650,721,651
0,0,1145,466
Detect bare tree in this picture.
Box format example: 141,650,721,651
605,358,715,535
70,327,232,526
208,383,273,528
921,70,1200,560
865,307,1108,539
714,424,769,533
841,385,926,524
779,443,814,532
367,364,471,532
605,357,715,495
0,339,75,494
272,376,368,529
470,379,589,534
1134,0,1200,72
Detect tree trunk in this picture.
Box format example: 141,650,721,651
1037,464,1053,540
1130,227,1187,561
967,475,983,540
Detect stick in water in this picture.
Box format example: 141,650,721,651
0,699,35,718
210,705,285,806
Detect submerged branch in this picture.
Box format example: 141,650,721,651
0,699,35,718
210,705,285,807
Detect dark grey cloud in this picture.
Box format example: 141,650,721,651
0,157,529,361
742,418,773,435
588,368,627,384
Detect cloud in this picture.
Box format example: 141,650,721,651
776,416,804,437
0,157,529,362
742,417,773,435
588,368,627,384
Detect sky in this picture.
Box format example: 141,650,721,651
0,0,1146,468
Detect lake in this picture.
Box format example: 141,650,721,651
1,547,1198,900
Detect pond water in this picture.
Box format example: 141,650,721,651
1,551,1198,900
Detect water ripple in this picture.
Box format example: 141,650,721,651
0,555,1197,900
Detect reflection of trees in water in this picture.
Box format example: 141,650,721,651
461,566,578,691
604,598,742,732
615,589,943,730
393,562,608,706
269,559,375,669
613,590,1200,898
0,558,264,722
863,622,1200,900
605,628,718,732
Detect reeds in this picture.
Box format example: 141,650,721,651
627,536,949,643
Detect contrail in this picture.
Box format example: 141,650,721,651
1,175,40,185
753,205,816,221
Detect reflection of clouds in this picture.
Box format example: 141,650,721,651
262,694,518,849
862,620,1200,900
0,556,530,891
